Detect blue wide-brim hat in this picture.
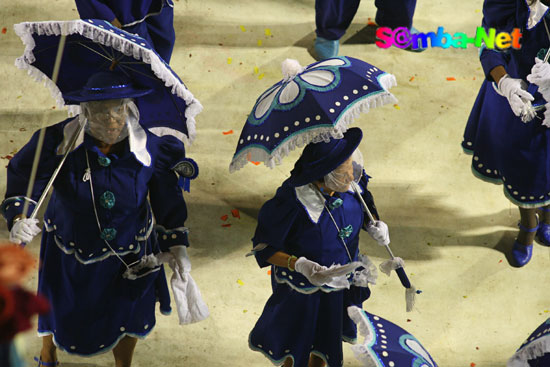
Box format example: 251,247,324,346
286,127,363,187
63,71,153,103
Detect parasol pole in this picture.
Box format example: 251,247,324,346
21,35,67,220
351,180,417,312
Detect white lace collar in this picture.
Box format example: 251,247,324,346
56,116,151,166
294,183,362,223
527,0,549,30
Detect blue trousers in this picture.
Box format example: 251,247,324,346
315,0,417,40
123,3,175,62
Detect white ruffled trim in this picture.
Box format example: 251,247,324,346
527,0,549,30
295,184,326,223
13,19,202,145
508,329,550,367
229,73,397,172
347,306,380,367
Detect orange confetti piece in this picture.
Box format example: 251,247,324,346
250,161,261,165
231,209,240,219
471,363,476,367
267,270,272,275
409,76,415,82
367,18,376,26
221,214,228,221
222,130,234,135
446,77,456,81
1,28,6,34
498,259,503,263
222,223,231,228
473,77,476,80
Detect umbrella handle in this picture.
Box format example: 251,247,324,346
395,266,411,289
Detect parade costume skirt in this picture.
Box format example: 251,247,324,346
249,282,370,367
36,230,171,356
463,80,550,208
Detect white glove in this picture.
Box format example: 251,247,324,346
497,74,536,122
527,58,550,91
170,266,209,325
169,245,191,273
543,102,550,128
366,220,390,246
9,218,41,245
294,257,360,287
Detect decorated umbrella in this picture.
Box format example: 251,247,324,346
12,19,202,218
347,306,438,367
232,56,418,311
14,19,202,145
508,318,550,367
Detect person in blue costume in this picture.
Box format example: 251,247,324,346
249,128,391,367
314,0,420,59
463,0,550,267
0,72,196,366
75,0,176,62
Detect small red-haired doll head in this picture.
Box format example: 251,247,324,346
0,243,36,287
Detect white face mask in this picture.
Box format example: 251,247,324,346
82,99,131,145
323,149,364,192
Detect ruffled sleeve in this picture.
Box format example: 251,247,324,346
251,185,301,268
479,0,519,80
1,119,69,230
148,135,190,251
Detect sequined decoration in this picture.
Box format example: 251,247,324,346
328,198,343,210
100,191,115,209
338,224,353,239
97,156,111,167
100,228,117,241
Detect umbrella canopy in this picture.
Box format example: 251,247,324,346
347,306,438,367
508,318,550,367
229,56,396,172
14,19,202,145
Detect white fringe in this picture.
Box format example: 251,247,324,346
13,19,202,145
507,331,550,367
347,306,379,367
406,285,416,313
229,73,397,172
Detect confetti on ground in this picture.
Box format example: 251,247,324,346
267,270,272,275
470,363,476,367
52,106,56,109
367,18,376,26
237,279,244,285
406,319,411,322
463,295,468,299
476,347,479,350
1,28,6,34
19,128,26,132
475,9,480,13
254,66,259,74
16,96,21,99
409,76,415,82
416,289,422,294
473,77,476,80
393,104,400,110
446,77,456,81
544,310,549,313
243,309,248,313
189,53,192,58
239,25,246,32
222,223,231,228
227,57,232,64
222,130,233,135
257,40,263,46
264,28,272,36
258,73,265,80
221,214,229,221
498,259,503,263
426,242,431,246
250,161,261,165
231,209,240,219
0,155,13,160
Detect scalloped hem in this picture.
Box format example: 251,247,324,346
37,327,153,357
508,331,550,367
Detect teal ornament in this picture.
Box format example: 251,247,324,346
97,156,111,167
338,224,353,239
328,198,343,210
100,228,117,241
100,191,115,209
537,48,549,61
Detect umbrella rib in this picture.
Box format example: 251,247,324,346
76,42,113,62
118,64,163,82
98,43,115,59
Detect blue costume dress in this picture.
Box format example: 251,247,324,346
1,116,190,356
249,178,377,367
315,0,417,40
463,0,550,208
75,0,175,62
